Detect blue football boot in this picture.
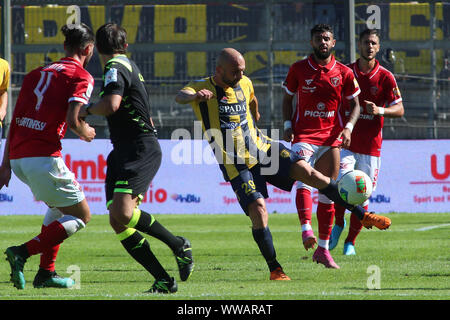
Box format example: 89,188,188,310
329,219,346,251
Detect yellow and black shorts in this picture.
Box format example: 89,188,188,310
230,142,304,214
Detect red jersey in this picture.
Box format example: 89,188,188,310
283,54,360,146
343,59,402,157
9,57,94,159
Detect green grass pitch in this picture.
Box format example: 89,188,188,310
0,213,449,300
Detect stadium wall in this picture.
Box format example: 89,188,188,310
0,139,449,215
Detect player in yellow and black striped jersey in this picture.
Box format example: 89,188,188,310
176,48,392,280
181,73,272,182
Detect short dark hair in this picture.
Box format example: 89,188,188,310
95,23,127,55
61,23,94,51
310,24,334,38
359,28,380,41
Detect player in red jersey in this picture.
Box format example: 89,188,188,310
329,29,404,255
282,24,362,269
0,24,96,289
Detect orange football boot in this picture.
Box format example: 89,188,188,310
361,212,391,230
270,267,291,280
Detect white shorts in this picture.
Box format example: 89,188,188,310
291,142,331,191
339,148,381,192
11,157,85,208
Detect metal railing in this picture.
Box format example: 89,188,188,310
2,0,449,139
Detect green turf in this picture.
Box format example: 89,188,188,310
0,213,449,300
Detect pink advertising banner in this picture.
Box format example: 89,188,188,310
0,139,449,215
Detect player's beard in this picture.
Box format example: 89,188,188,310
222,75,239,88
313,46,332,60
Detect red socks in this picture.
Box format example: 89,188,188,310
345,205,366,244
317,202,335,242
296,188,312,226
334,203,346,227
25,220,68,258
39,225,61,272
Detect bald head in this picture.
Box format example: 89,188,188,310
215,48,245,88
216,48,244,68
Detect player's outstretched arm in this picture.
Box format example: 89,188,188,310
175,89,214,104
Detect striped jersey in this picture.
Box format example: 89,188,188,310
182,75,271,181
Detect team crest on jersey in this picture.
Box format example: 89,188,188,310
280,149,290,158
235,89,245,102
370,86,378,95
330,76,340,87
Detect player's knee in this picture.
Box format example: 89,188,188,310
291,160,318,186
59,215,86,236
108,201,133,225
109,214,124,232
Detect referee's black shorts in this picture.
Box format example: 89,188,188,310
105,135,162,206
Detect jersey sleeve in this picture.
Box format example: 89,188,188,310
67,72,94,105
282,63,299,96
384,73,402,106
343,68,361,100
242,75,255,101
102,63,127,97
182,78,209,94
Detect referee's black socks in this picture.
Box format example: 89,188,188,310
117,228,170,280
126,208,184,251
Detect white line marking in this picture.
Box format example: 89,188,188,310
415,223,450,231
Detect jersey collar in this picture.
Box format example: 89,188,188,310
354,58,380,79
59,56,83,67
308,54,336,72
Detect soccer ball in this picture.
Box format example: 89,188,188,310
337,170,373,205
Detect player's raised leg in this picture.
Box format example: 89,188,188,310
289,159,391,230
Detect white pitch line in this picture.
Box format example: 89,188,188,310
415,223,450,231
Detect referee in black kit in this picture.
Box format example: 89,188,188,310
80,23,193,293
